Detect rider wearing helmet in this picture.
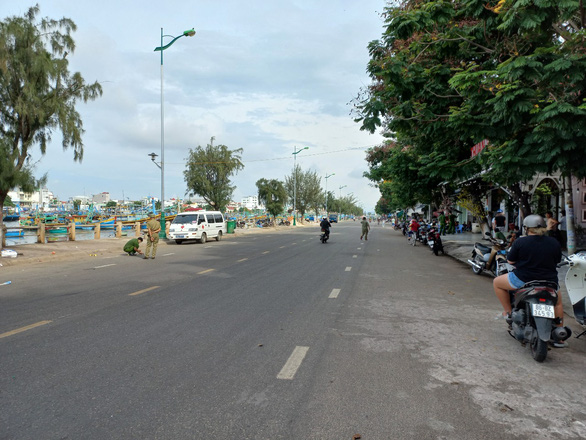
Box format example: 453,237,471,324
493,214,566,344
320,216,332,239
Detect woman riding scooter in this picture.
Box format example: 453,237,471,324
492,214,568,347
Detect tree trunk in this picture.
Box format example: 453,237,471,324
0,201,5,249
509,182,531,218
564,176,576,255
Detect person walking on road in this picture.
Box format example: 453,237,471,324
144,214,161,260
360,216,370,241
123,236,143,256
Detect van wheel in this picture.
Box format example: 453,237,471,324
175,239,183,245
216,231,222,241
199,233,207,244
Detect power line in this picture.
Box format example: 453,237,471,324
165,144,376,165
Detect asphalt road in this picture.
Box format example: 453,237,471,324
1,222,585,439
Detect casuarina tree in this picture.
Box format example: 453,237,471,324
0,5,103,246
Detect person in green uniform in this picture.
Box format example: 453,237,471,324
144,214,161,259
447,211,457,234
360,216,370,241
123,236,143,256
438,212,446,236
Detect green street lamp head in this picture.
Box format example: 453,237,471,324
292,146,309,155
154,28,196,52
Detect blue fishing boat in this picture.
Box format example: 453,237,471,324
3,214,19,222
5,229,24,237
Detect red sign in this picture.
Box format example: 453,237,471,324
471,139,489,157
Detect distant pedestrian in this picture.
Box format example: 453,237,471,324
144,213,161,260
123,236,143,256
360,216,370,241
438,212,446,236
447,211,456,234
545,211,559,239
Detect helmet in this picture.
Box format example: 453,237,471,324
523,214,545,228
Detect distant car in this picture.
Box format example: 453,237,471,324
329,215,338,223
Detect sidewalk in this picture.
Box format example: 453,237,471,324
440,231,574,320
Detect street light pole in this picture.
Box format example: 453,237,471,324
325,173,335,216
292,146,309,225
154,27,195,238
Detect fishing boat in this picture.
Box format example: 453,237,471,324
5,229,24,237
3,214,19,222
46,234,68,243
46,227,68,234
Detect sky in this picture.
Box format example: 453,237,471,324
4,1,387,213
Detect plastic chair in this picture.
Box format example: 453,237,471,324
456,224,464,234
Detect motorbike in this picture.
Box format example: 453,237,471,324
558,250,586,339
507,280,572,362
427,226,444,256
320,228,330,243
418,222,429,245
467,232,512,277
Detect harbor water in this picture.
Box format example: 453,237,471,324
2,221,126,247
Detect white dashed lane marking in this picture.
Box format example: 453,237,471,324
345,267,352,272
328,288,341,299
277,346,309,380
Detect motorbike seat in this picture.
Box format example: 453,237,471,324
475,243,491,253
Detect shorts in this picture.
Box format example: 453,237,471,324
508,272,526,289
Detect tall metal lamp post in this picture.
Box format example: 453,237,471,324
339,185,347,219
154,27,196,238
292,146,309,225
324,173,335,215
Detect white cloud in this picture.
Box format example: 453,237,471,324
3,0,386,211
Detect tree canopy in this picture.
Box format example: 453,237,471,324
284,165,323,221
183,137,244,212
0,4,102,244
256,178,288,221
354,0,586,214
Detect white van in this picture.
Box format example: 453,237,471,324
169,211,226,244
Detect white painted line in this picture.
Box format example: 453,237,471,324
352,255,357,258
129,286,160,296
94,264,116,269
204,246,213,249
163,253,175,256
279,246,286,249
0,320,52,339
277,346,309,380
329,288,341,299
198,269,215,275
262,251,270,254
237,258,248,262
357,247,362,250
345,267,352,272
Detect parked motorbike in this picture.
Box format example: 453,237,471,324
418,222,429,245
467,233,512,277
427,227,444,256
507,280,572,362
558,250,586,339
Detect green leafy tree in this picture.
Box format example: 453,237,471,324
73,199,81,210
256,178,287,224
105,200,117,208
0,5,102,245
355,0,586,219
183,137,244,212
284,165,322,222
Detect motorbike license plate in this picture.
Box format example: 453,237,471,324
428,240,434,245
532,303,555,318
